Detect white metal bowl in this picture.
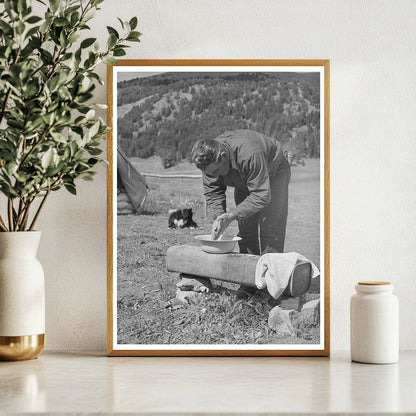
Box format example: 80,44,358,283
194,234,241,254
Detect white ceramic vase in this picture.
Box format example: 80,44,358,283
0,231,45,361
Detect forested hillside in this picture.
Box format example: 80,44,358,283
117,72,321,168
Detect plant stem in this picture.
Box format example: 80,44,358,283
29,190,50,231
0,214,8,232
23,173,63,230
7,199,14,231
14,199,28,231
14,199,23,230
20,200,33,231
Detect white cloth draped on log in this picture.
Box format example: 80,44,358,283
255,253,320,299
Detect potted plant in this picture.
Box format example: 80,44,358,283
0,0,140,360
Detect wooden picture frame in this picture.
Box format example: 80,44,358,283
107,60,330,356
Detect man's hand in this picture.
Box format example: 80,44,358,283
284,150,295,164
211,212,236,240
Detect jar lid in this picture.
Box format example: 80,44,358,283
358,281,391,285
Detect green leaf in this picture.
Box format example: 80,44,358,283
21,37,41,57
112,43,130,50
26,15,42,24
25,117,44,134
65,5,80,15
74,47,82,65
113,47,126,57
68,33,80,44
74,148,84,159
85,109,95,120
54,17,69,27
83,9,95,23
14,171,28,183
23,83,39,99
45,164,63,177
88,72,103,85
17,0,27,14
0,141,14,152
59,29,67,47
76,160,90,169
40,49,54,63
74,115,86,125
78,171,95,181
5,162,18,176
103,56,117,65
80,37,96,49
4,1,16,19
71,126,84,136
70,11,80,26
7,119,24,129
50,131,67,143
56,112,71,125
117,17,125,29
22,5,32,17
49,0,60,13
16,21,25,35
24,25,40,39
106,26,119,38
61,52,73,61
63,147,71,160
129,17,138,30
3,45,12,59
88,121,100,138
48,76,60,92
42,113,54,125
58,85,71,100
107,33,117,49
87,158,100,166
75,93,93,104
126,31,141,42
0,183,18,198
41,148,54,169
87,147,102,156
64,183,77,195
0,20,13,35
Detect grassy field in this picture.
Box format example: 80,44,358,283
117,157,321,345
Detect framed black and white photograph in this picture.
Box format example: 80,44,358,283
107,60,330,356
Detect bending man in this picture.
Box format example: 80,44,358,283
191,129,291,255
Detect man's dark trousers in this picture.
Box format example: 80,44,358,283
234,158,291,255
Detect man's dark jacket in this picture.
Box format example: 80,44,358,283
202,129,285,221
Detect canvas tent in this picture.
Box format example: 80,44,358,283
117,145,148,215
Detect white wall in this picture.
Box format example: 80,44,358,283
36,0,416,351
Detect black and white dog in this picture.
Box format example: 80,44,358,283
168,208,198,229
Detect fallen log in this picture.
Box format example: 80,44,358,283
166,245,258,287
166,245,312,297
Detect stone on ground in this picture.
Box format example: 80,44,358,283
176,274,213,293
268,305,294,336
175,288,203,304
302,299,320,311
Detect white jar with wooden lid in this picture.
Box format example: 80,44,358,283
350,281,399,364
